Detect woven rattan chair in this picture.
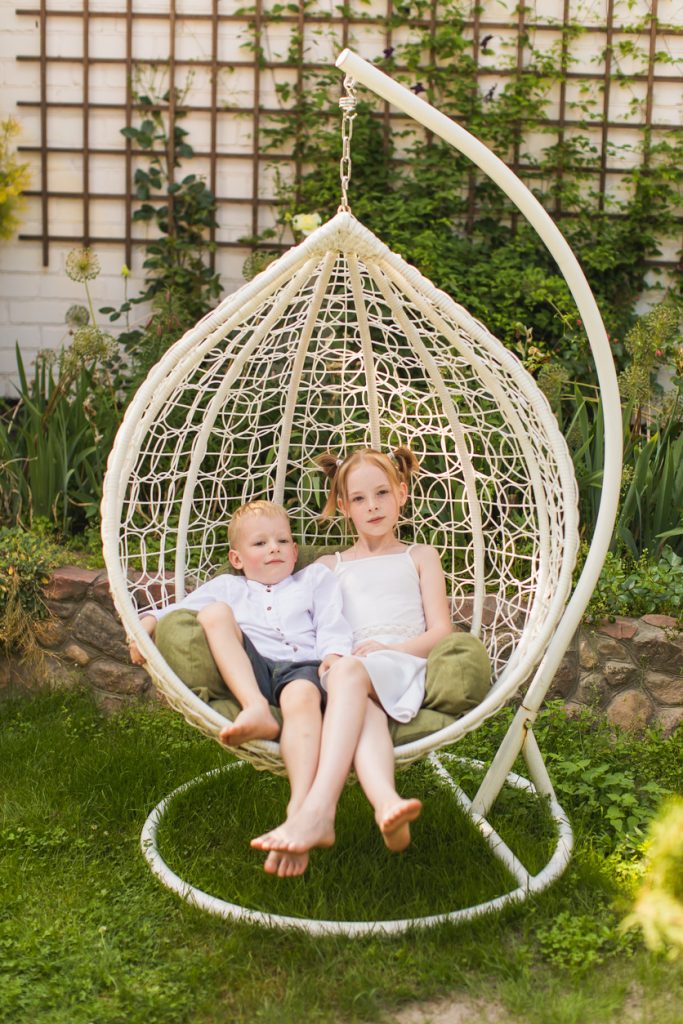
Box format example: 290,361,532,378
101,52,622,936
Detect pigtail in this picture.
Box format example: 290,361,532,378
315,452,342,519
392,445,420,489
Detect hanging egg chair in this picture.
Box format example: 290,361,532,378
101,51,622,936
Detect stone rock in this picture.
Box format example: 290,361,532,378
91,571,116,610
72,602,128,661
550,650,578,699
631,623,683,673
34,618,66,649
451,595,498,628
578,634,599,671
563,701,584,718
575,671,609,707
128,571,177,608
603,659,640,690
642,614,679,630
656,707,683,737
595,636,628,661
90,690,131,714
606,689,653,731
596,618,638,641
86,658,149,696
643,671,683,707
45,599,77,620
63,643,91,667
45,567,100,601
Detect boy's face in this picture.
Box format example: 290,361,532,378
228,513,298,585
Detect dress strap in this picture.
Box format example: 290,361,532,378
334,551,343,567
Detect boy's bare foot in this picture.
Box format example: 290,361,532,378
251,809,335,854
219,705,280,747
263,849,309,877
379,798,422,852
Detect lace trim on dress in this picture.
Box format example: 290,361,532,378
352,623,422,642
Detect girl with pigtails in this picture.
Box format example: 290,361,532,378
252,446,453,877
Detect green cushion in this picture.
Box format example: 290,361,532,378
155,610,284,727
424,632,491,715
390,632,491,746
156,559,492,745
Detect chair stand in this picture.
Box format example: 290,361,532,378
140,752,573,938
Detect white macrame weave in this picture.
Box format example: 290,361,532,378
102,211,579,774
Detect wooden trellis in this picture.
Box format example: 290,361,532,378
14,1,683,269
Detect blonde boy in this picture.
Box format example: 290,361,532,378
130,502,352,870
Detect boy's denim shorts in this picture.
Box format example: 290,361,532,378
242,632,326,709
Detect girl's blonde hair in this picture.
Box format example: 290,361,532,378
316,447,419,520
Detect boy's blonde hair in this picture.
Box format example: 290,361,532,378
228,500,291,547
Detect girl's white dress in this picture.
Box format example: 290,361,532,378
332,547,427,723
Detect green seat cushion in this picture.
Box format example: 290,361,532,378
390,632,491,746
155,610,284,727
155,610,491,747
156,547,492,744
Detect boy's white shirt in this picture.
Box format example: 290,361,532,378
146,562,352,662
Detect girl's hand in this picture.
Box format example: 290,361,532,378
352,640,389,656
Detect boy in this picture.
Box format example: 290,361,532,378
130,501,352,874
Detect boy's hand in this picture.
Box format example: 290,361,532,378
129,641,145,665
318,653,342,677
129,615,157,665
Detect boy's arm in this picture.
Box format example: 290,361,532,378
129,614,157,665
310,564,353,661
130,573,240,664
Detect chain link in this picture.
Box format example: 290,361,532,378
338,74,357,212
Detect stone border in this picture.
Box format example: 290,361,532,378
1,567,681,733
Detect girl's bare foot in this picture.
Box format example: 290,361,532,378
379,798,422,852
263,849,309,877
219,705,280,747
251,809,335,853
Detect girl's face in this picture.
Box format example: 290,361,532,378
339,461,407,537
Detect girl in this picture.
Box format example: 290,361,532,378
252,447,453,876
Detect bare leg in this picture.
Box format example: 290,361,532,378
196,603,280,746
251,657,374,853
263,679,322,878
353,700,422,852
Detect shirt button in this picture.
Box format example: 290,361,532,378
292,645,298,652
266,606,272,611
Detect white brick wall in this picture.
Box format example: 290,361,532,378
1,0,681,395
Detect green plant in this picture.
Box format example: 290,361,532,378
3,690,683,1024
623,798,683,958
0,116,30,239
0,525,61,659
584,547,683,624
0,342,120,536
102,86,222,382
245,4,682,385
0,247,125,536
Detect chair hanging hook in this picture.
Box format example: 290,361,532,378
338,74,357,213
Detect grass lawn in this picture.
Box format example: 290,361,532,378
1,686,681,1024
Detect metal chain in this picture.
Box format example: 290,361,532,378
338,74,357,212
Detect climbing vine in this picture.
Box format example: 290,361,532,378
238,0,683,383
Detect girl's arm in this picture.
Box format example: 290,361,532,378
353,545,452,659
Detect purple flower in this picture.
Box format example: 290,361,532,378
411,82,425,95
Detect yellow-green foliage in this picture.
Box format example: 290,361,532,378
0,117,30,240
623,799,683,957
